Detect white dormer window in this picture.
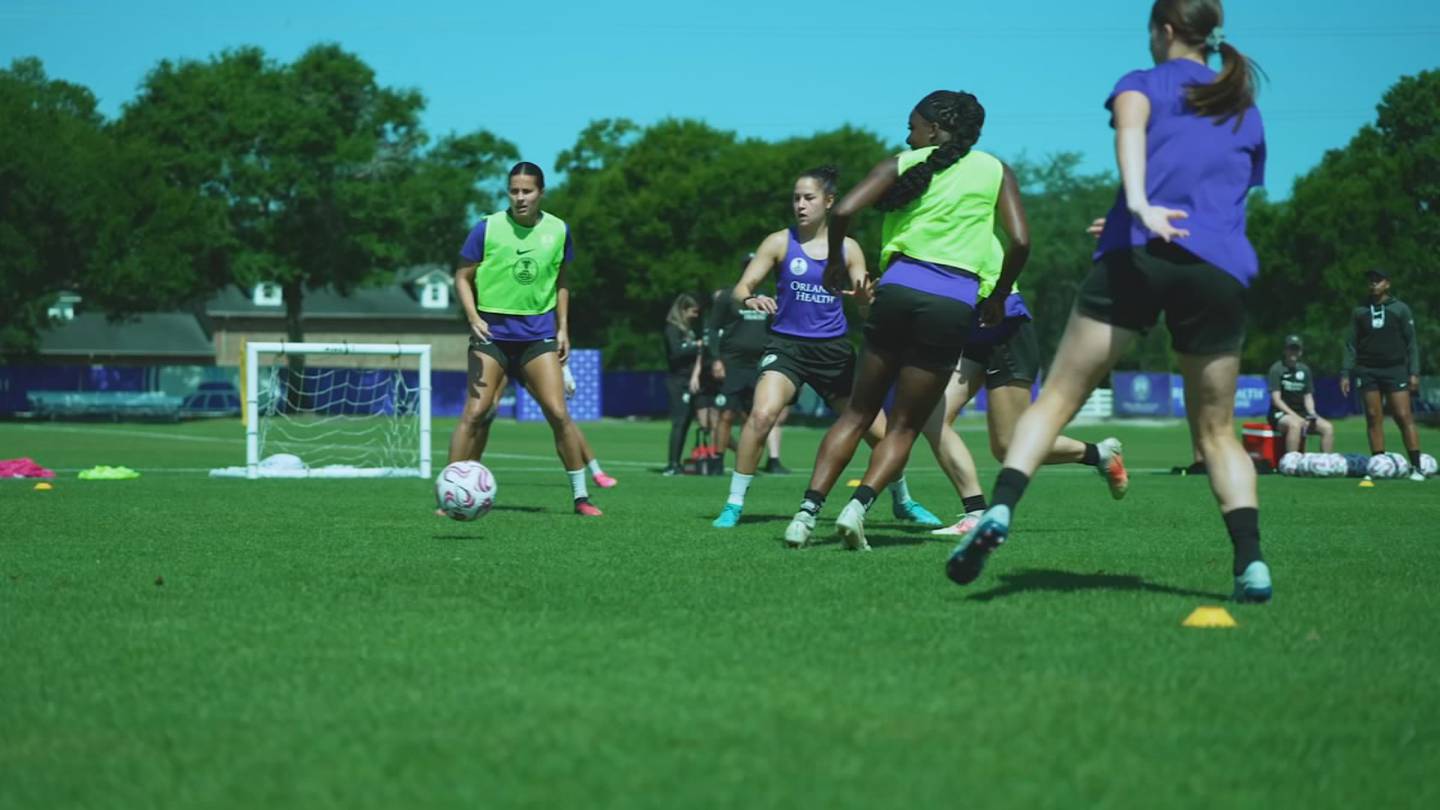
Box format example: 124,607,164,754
252,283,283,306
48,292,81,321
421,280,450,309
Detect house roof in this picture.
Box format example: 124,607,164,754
38,313,216,358
205,280,459,320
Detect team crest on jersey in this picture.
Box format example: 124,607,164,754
789,258,808,276
761,354,778,367
513,256,539,285
1296,371,1305,380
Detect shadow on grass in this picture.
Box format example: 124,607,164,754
965,567,1228,603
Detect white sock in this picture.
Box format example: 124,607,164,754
567,469,589,501
586,458,604,477
727,472,754,507
889,475,911,505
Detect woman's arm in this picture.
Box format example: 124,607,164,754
454,263,490,341
823,157,899,292
733,231,786,314
979,164,1031,326
555,261,571,363
1112,91,1189,242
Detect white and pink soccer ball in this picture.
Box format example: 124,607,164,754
1279,452,1303,476
435,461,497,521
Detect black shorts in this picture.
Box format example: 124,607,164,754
716,354,760,413
961,318,1041,390
863,283,974,370
1352,366,1411,394
760,333,857,404
470,335,556,379
1077,242,1247,355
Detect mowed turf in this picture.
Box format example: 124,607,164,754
2,416,1438,809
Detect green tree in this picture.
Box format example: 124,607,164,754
0,58,218,353
115,44,516,343
1247,69,1439,376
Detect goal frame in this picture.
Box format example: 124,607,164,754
243,341,432,480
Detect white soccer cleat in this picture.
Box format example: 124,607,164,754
931,512,983,536
835,500,870,551
783,511,816,548
1096,437,1129,500
1409,470,1426,482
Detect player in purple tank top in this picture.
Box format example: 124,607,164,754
709,167,943,531
948,0,1273,604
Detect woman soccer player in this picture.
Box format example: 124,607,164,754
948,0,1273,601
662,293,704,475
922,292,1128,536
710,166,942,531
1341,269,1424,481
783,90,1030,550
447,161,603,516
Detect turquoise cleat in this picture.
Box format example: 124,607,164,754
1232,560,1273,603
712,503,743,529
945,505,1011,585
894,499,944,528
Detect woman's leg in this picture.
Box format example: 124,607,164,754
448,350,508,464
805,347,902,498
1363,390,1386,454
520,351,597,513
1388,390,1422,458
713,373,798,526
665,375,694,470
920,362,985,502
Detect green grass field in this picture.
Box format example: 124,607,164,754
3,416,1438,808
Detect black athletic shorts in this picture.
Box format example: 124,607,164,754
470,335,556,379
961,318,1041,390
716,354,760,413
1077,241,1247,355
1352,366,1411,394
1267,409,1309,429
760,333,857,404
863,283,974,370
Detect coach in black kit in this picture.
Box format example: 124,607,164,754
1340,268,1425,479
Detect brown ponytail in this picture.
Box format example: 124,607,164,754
1149,0,1263,128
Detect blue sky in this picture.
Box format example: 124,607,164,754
3,0,1437,198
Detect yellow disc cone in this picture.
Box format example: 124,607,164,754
1182,606,1237,628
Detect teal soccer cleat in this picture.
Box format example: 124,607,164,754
945,505,1011,586
893,499,944,528
712,503,743,529
1232,560,1273,604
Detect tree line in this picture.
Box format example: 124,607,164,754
2,46,1434,376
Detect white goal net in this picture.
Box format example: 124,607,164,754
210,342,432,479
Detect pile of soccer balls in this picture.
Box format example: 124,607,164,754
435,461,498,520
1278,451,1437,479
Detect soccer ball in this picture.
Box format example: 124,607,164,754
1342,453,1371,477
1421,453,1438,477
1385,452,1412,476
1278,452,1303,476
435,461,497,521
1320,453,1349,477
1366,454,1400,480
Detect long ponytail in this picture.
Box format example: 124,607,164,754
1150,0,1263,128
876,91,985,212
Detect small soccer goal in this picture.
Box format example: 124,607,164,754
210,342,432,479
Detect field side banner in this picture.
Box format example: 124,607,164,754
1111,372,1173,417
1112,372,1269,418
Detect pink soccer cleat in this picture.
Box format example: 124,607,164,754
1097,437,1129,500
592,472,619,489
931,513,981,536
575,500,604,517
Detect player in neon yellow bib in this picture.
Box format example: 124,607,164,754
447,162,603,516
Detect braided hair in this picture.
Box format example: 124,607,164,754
875,91,985,212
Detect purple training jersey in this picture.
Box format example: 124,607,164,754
459,216,574,341
877,256,981,306
770,229,848,340
966,292,1032,347
1094,59,1266,287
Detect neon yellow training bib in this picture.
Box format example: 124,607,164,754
473,210,567,316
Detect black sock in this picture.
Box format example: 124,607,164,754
1223,507,1262,576
1409,450,1422,469
962,494,988,514
992,468,1030,512
1081,442,1101,467
800,489,825,517
1372,450,1384,456
852,485,878,511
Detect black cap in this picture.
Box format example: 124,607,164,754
1365,268,1389,281
1284,334,1303,349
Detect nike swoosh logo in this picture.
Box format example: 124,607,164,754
517,248,535,255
